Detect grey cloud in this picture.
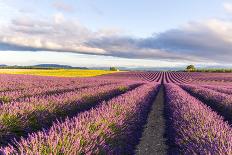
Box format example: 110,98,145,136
0,42,49,51
0,41,108,57
86,21,232,63
85,36,203,62
1,17,232,64
139,28,232,62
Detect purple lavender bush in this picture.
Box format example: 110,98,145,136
0,80,140,146
1,83,159,154
181,84,232,123
165,83,232,154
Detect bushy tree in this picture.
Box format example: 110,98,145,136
110,67,118,71
186,65,196,72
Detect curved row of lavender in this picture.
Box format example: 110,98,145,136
163,72,193,84
0,76,121,103
181,84,232,123
100,71,163,82
0,81,140,146
165,84,232,154
0,80,117,103
161,71,232,85
202,85,232,95
102,71,232,85
0,74,84,92
1,83,160,154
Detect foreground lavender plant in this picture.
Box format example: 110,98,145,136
181,84,232,122
1,83,159,154
165,84,232,154
0,81,140,146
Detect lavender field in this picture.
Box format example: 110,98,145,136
2,0,232,154
0,72,232,154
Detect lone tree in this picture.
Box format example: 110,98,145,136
186,65,196,72
110,67,118,71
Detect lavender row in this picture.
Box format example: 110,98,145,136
161,72,232,85
202,85,232,95
0,74,128,97
0,79,117,103
0,83,126,115
0,82,140,146
165,84,232,154
1,83,159,154
0,74,83,92
101,71,163,82
181,84,232,123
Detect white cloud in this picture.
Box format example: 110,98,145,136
1,13,232,64
53,13,65,24
52,1,75,12
0,14,109,54
86,18,232,63
223,2,232,13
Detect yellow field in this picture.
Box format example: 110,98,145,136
0,69,119,77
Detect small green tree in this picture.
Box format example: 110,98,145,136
110,67,118,71
186,65,196,72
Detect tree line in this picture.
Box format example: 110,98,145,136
186,65,232,73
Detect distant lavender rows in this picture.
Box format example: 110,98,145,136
2,71,232,87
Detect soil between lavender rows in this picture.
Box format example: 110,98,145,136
135,86,168,155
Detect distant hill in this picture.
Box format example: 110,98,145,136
0,64,88,69
34,64,88,69
34,64,73,68
0,64,7,67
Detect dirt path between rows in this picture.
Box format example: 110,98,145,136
135,85,168,155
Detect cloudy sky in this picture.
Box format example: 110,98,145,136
1,0,232,68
